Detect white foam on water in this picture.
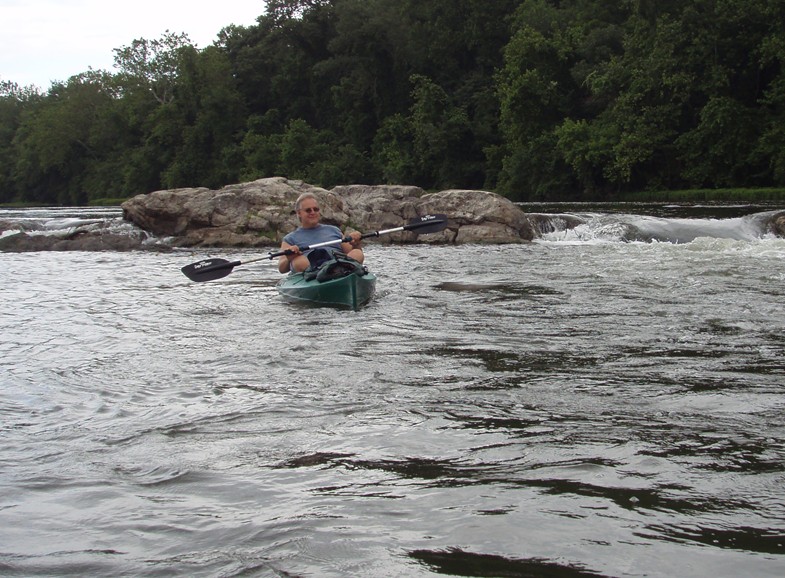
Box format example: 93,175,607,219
538,210,782,245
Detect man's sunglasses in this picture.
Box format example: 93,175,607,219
300,207,320,213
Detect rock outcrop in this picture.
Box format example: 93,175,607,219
0,230,155,252
121,177,536,247
769,211,785,238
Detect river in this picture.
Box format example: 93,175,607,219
1,205,784,577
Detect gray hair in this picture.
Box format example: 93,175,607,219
294,192,318,212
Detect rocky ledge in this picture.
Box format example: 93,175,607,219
120,177,538,247
4,178,784,251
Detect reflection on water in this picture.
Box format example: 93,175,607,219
410,547,607,577
1,211,785,576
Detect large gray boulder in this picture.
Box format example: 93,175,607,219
122,178,348,247
122,177,536,247
419,189,536,243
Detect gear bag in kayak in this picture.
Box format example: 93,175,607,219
303,249,369,283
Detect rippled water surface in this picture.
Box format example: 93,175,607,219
2,211,785,576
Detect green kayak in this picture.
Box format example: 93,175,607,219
277,258,377,310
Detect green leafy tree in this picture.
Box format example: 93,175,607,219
5,0,785,205
240,110,285,181
393,0,518,189
112,31,193,105
12,73,123,204
266,0,334,23
756,15,785,183
160,46,247,189
0,81,42,202
371,74,478,188
372,113,416,184
408,74,474,188
496,0,581,198
317,0,411,150
277,118,333,182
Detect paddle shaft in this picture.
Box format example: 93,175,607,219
268,214,447,258
182,237,351,282
268,236,351,259
182,214,448,282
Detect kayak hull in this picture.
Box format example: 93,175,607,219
277,268,377,310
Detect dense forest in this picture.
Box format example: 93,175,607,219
1,0,785,204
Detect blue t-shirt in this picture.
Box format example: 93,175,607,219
283,224,345,265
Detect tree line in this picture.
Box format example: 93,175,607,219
1,0,784,205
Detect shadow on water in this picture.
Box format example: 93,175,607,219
279,452,355,468
276,452,489,484
276,452,750,516
637,524,785,555
409,547,606,577
349,456,485,486
639,434,785,474
518,478,740,516
434,281,564,302
444,413,550,437
732,359,785,375
423,346,598,375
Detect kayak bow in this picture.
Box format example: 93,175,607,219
276,261,377,310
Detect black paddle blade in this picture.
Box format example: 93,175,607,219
181,258,239,282
405,214,449,234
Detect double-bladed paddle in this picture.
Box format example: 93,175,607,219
181,213,448,282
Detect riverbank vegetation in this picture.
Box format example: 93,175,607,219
2,0,785,205
618,188,785,203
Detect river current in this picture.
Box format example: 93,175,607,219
1,205,784,577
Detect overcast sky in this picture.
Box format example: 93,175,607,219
1,0,267,89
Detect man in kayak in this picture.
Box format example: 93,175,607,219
278,192,364,273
